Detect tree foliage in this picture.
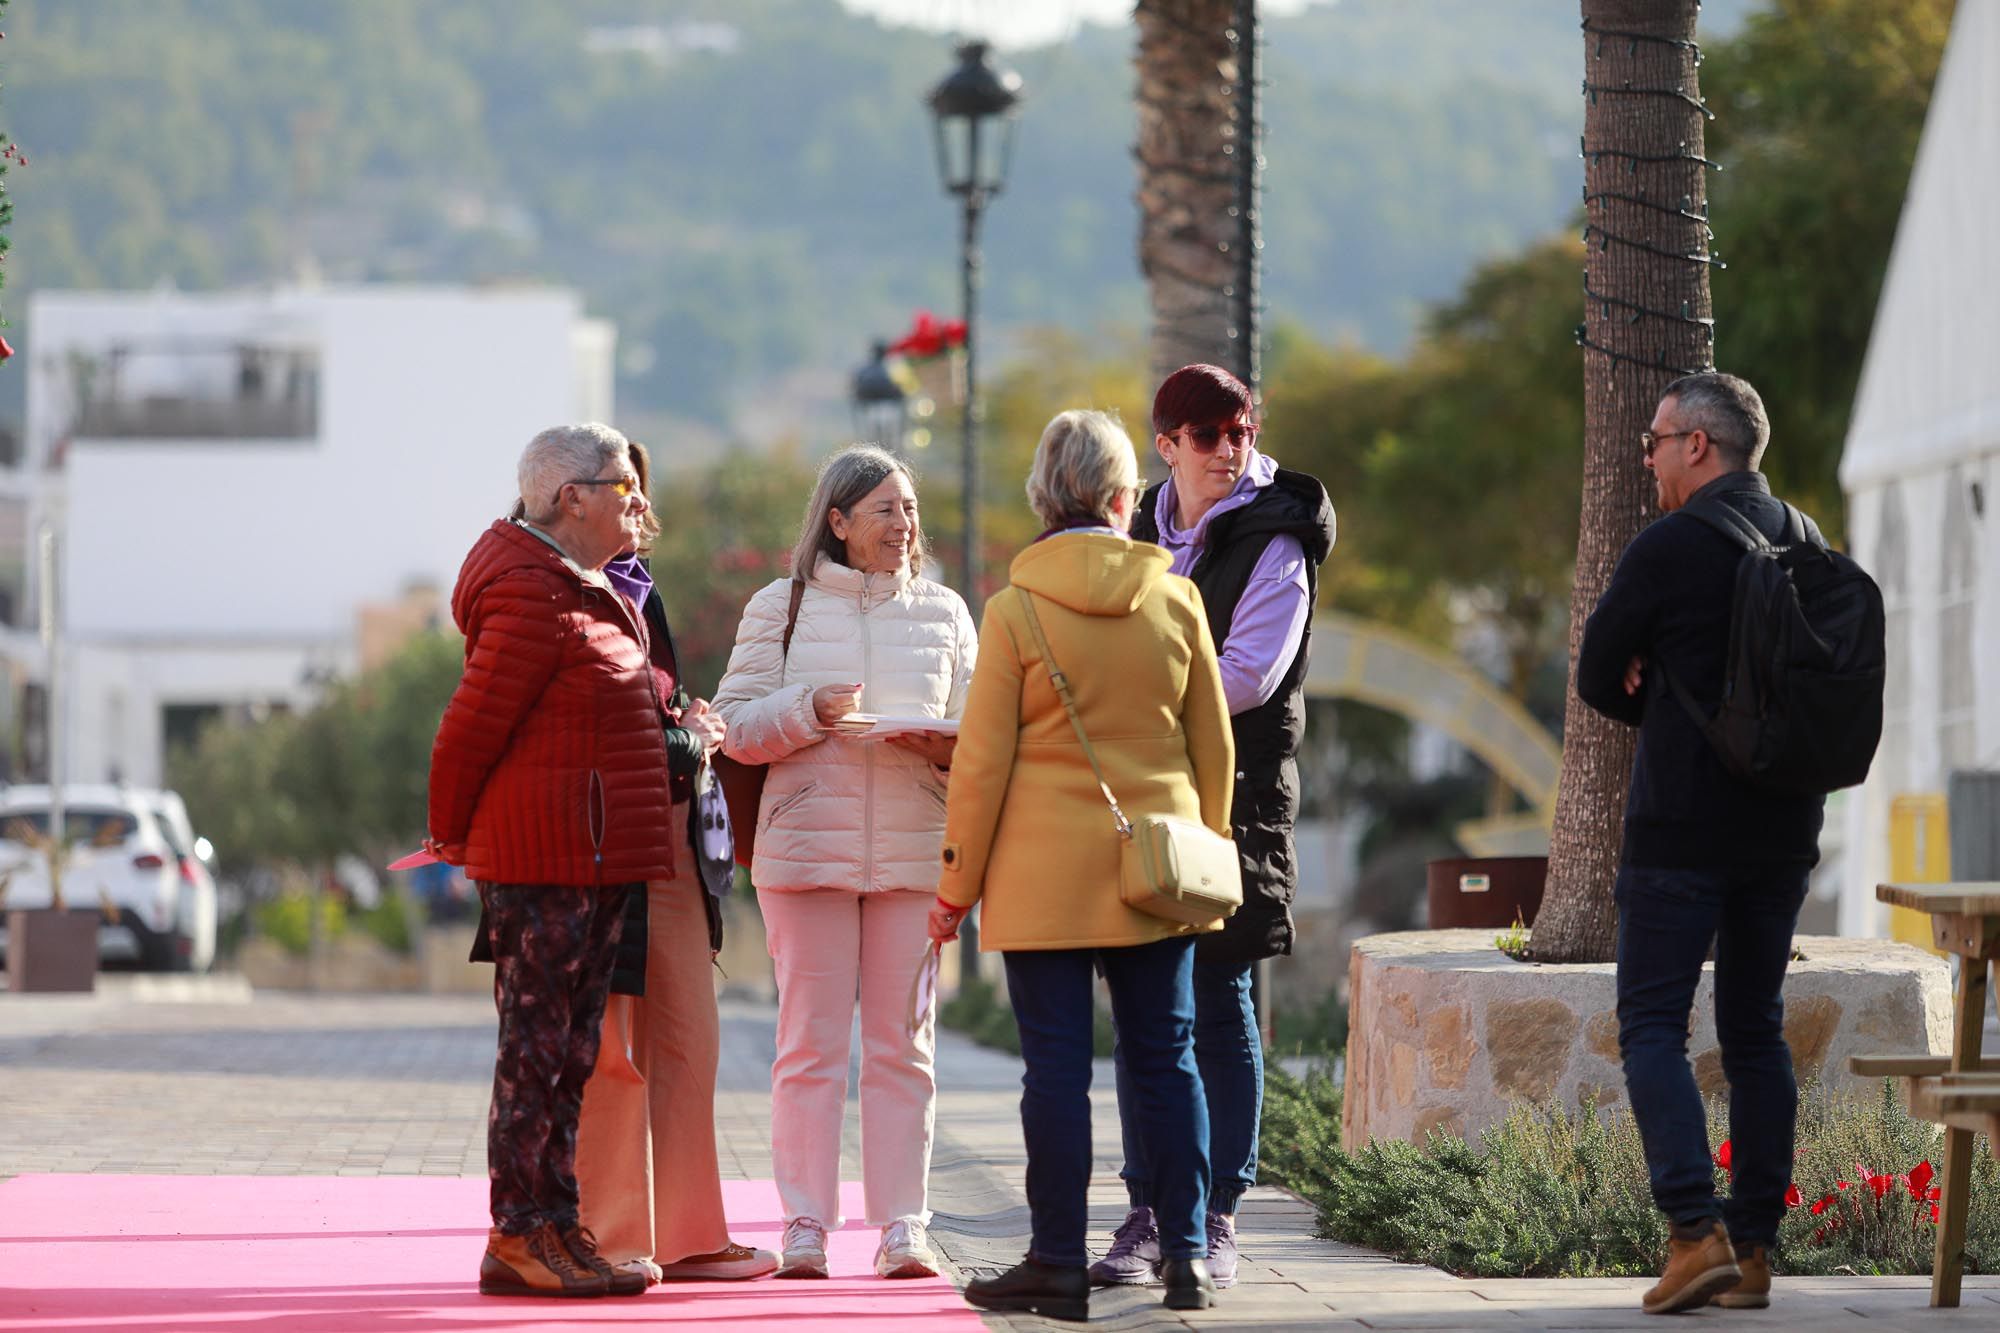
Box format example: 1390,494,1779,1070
1702,0,1955,537
168,631,464,874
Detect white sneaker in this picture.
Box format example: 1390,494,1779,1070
875,1217,940,1279
614,1257,664,1284
777,1217,830,1279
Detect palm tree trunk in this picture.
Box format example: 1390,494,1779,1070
1532,0,1717,963
1135,0,1256,391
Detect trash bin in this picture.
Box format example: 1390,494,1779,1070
1425,855,1547,930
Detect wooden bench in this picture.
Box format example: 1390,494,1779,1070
1848,881,2000,1308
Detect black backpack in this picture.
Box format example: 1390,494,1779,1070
1658,497,1886,796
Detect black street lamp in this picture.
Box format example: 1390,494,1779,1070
851,340,909,450
926,40,1021,615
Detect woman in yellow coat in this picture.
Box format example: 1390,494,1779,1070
928,409,1234,1322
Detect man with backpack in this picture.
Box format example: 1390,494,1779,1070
1577,372,1883,1316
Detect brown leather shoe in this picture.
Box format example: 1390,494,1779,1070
479,1223,612,1298
560,1225,649,1296
1712,1244,1770,1309
1642,1221,1740,1315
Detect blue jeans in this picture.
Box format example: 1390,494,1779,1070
1114,957,1262,1215
1615,863,1810,1246
1003,937,1210,1266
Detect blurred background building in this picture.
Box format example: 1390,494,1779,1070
0,284,614,787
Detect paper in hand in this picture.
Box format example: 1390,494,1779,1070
386,848,439,872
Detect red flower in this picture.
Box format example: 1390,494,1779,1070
0,336,12,362
1784,1183,1803,1209
1931,1203,1942,1224
1714,1140,1732,1174
1810,1193,1836,1216
1907,1161,1935,1198
1858,1167,1893,1202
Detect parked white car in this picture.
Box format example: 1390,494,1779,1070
0,784,218,972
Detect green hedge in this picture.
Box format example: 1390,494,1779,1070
1259,1067,2000,1278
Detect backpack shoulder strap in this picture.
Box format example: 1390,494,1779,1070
1678,496,1773,553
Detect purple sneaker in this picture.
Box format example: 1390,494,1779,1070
1205,1212,1239,1289
1088,1206,1161,1286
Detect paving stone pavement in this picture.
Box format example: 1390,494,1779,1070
3,976,1998,1330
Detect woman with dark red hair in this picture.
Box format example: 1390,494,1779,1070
1091,364,1334,1292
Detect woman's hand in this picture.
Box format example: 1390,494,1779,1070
887,730,957,769
928,898,965,943
682,697,726,756
813,682,864,726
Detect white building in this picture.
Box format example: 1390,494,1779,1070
2,285,615,788
1837,0,2000,936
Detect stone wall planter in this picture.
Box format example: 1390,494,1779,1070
1342,930,1952,1151
5,908,100,993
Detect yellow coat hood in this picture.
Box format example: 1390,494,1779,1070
1007,531,1173,618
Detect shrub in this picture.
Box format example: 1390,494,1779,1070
253,887,347,958
356,886,424,956
1258,1072,2000,1278
1271,988,1348,1060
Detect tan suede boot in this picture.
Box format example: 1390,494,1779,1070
1642,1221,1740,1315
1712,1244,1770,1309
479,1223,612,1297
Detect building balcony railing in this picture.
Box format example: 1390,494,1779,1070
72,396,317,441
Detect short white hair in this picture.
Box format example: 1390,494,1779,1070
519,423,629,523
1025,410,1139,528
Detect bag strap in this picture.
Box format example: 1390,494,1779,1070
776,578,805,685
782,579,805,654
1017,591,1134,839
1679,496,1773,553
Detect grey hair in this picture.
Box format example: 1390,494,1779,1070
1025,410,1139,529
1660,372,1770,471
518,422,629,523
792,444,929,582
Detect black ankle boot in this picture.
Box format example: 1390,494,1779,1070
964,1257,1090,1322
1161,1257,1218,1310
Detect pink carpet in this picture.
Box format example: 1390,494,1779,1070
0,1175,987,1331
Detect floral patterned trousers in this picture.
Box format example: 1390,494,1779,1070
479,881,631,1236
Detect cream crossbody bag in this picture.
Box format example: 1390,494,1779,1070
1017,590,1242,927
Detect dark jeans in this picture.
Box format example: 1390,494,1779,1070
481,881,630,1236
1615,863,1810,1247
1115,957,1263,1214
1004,936,1210,1267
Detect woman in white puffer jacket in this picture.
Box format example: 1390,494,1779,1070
712,445,977,1283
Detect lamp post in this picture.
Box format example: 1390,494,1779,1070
851,340,910,450
926,40,1021,615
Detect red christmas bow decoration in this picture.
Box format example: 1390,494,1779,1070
887,310,968,360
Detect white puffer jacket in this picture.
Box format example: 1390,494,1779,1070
713,557,978,893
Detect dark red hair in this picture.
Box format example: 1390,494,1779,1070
1152,363,1254,437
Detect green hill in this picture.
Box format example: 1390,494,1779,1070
0,0,1756,437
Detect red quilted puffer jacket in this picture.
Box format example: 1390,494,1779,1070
428,520,676,886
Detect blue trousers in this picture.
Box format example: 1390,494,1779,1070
1615,863,1810,1246
1114,956,1262,1215
1003,936,1210,1266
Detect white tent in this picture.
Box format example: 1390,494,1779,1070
1838,0,2000,936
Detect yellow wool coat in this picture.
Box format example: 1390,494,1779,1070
937,530,1235,951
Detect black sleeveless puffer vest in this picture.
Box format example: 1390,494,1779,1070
1132,466,1335,964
